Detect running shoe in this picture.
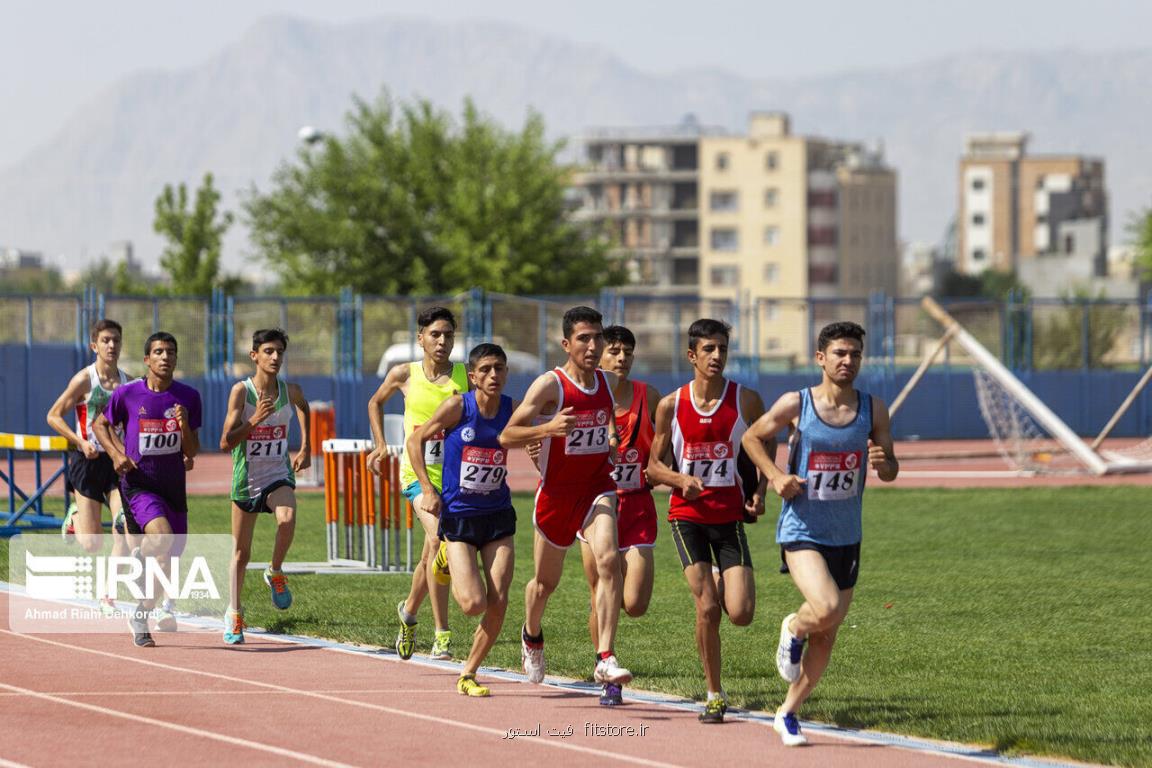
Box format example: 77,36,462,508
128,605,154,648
61,502,78,543
432,540,451,586
153,602,177,632
113,509,126,535
599,683,623,706
457,674,490,697
521,632,546,684
776,613,805,683
593,654,633,685
395,600,416,660
430,630,452,660
99,596,117,618
773,711,808,746
223,608,245,645
698,697,727,724
263,567,293,610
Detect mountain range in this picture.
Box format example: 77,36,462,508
2,14,1150,275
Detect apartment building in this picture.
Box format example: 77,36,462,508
958,133,1108,277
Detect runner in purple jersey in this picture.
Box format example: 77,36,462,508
94,332,202,647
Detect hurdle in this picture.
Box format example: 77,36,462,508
1,432,71,537
297,401,335,487
321,439,413,573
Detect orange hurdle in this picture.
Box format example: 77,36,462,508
321,439,412,571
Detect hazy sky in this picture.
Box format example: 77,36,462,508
3,0,1151,168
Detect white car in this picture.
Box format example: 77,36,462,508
375,342,542,377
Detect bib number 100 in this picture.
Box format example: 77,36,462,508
141,432,180,452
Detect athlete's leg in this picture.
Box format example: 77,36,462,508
780,549,853,714
719,564,755,625
230,503,259,612
447,540,484,615
462,537,514,677
412,506,450,632
683,560,724,694
524,531,567,636
582,495,622,654
108,488,128,559
621,546,654,618
579,539,600,646
266,486,297,571
138,515,175,611
71,494,105,553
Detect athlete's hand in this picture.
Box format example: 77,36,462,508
183,455,195,471
250,395,275,426
524,440,542,461
419,491,442,517
542,407,576,438
173,404,190,430
80,441,100,460
772,474,805,500
112,452,137,475
744,491,765,518
867,439,888,470
366,446,387,476
679,475,704,500
293,449,311,473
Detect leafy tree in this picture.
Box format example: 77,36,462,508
154,173,235,296
938,268,1028,301
1032,288,1127,370
244,93,623,295
76,257,152,296
1127,207,1152,279
0,266,65,294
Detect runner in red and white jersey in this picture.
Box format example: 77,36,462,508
579,325,661,706
648,318,771,725
500,306,633,689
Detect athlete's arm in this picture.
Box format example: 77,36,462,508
641,383,662,486
742,391,804,500
289,382,312,473
739,387,772,518
174,401,199,459
93,411,134,475
220,382,261,451
868,397,900,482
645,393,703,498
366,363,410,473
498,374,574,449
46,370,95,456
406,395,465,517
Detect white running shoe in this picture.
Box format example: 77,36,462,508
774,711,809,747
521,633,546,684
593,654,633,685
776,613,805,683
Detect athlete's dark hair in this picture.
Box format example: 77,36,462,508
562,306,602,339
687,318,730,350
417,306,457,330
89,318,122,342
468,343,507,369
252,328,290,350
144,331,177,356
817,321,866,352
602,325,636,349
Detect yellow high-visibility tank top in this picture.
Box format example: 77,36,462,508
400,361,469,489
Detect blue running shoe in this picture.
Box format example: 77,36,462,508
599,683,623,706
224,609,245,645
263,567,292,610
774,711,808,746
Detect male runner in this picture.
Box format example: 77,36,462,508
499,305,632,688
46,319,132,616
741,321,899,746
647,318,768,724
93,332,202,648
218,328,312,644
580,325,660,706
367,307,467,660
408,343,517,697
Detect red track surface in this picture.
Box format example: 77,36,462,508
2,590,1020,768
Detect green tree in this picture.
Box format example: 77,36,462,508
1127,207,1152,279
76,257,152,295
938,268,1028,300
154,173,235,296
244,93,622,295
0,266,65,294
1032,289,1127,370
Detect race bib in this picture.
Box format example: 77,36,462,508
459,446,507,493
611,446,644,490
416,425,446,465
138,418,182,456
682,441,735,488
806,451,863,501
565,409,611,455
246,424,288,461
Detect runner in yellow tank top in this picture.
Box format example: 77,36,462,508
367,307,469,661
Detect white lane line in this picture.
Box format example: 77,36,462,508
0,689,455,697
0,681,357,768
0,757,35,768
0,630,684,768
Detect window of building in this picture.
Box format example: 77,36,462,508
763,226,780,246
710,265,740,286
763,300,778,321
765,152,778,171
971,178,985,191
763,263,779,283
709,190,739,212
710,228,739,252
715,153,729,171
972,248,986,262
972,213,985,226
766,338,781,351
764,188,778,208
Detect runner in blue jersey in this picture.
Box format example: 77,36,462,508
93,331,202,648
741,321,899,746
407,343,516,697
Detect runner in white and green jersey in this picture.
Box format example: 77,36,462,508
218,328,312,645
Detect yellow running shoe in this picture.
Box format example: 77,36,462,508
395,600,416,660
457,674,490,697
430,629,452,660
433,540,451,586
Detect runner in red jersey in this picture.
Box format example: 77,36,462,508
648,318,771,724
579,325,660,706
499,306,633,688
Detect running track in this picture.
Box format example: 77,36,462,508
0,589,1096,768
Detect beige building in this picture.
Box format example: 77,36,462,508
957,133,1107,276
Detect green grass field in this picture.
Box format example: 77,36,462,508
3,487,1151,767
